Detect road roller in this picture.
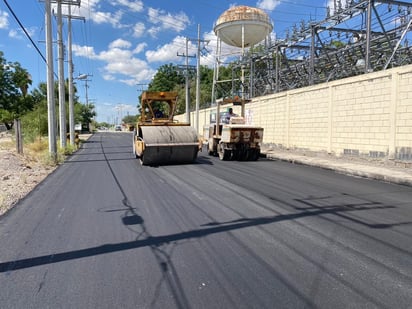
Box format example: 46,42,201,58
133,91,201,165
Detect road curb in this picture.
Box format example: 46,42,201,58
263,152,412,187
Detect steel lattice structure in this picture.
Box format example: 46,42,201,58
223,0,412,99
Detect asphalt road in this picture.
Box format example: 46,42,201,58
1,132,411,309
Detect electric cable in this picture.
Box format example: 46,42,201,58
2,0,47,64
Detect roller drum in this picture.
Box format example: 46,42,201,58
139,126,199,165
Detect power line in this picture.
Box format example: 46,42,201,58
2,0,47,65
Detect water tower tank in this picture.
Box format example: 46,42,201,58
214,6,273,48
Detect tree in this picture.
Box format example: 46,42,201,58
20,86,48,141
122,114,137,124
148,63,185,92
0,51,33,129
145,63,239,115
20,80,87,141
78,103,96,129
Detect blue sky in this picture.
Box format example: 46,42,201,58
0,0,335,123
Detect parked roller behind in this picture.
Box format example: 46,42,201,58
204,97,263,161
133,91,200,165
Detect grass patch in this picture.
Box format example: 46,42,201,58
2,132,85,167
20,138,79,166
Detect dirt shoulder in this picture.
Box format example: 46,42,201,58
0,133,57,216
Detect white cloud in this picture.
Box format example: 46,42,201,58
162,11,190,32
104,57,146,75
203,30,243,66
72,45,97,58
257,0,281,12
0,10,9,29
109,38,131,49
147,26,161,38
9,29,22,39
7,27,36,40
102,74,116,81
145,36,195,63
147,7,190,34
74,39,155,85
132,22,145,38
115,0,144,12
148,7,160,24
71,0,125,28
133,43,147,54
93,10,124,28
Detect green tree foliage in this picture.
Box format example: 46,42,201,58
20,80,90,142
122,114,137,124
20,87,48,141
148,63,185,91
143,63,184,115
143,62,245,116
95,121,110,129
146,63,221,115
78,103,96,128
0,51,33,129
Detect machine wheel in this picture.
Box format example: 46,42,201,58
218,143,230,160
132,139,138,158
132,130,139,159
132,132,136,154
251,149,260,161
241,150,249,161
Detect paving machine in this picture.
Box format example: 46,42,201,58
204,97,263,161
133,91,200,165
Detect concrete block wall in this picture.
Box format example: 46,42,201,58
396,70,412,159
176,64,412,160
331,74,392,157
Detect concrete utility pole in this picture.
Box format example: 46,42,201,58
195,25,201,133
185,39,190,124
177,39,196,124
56,0,66,148
45,0,57,158
189,24,209,133
76,74,92,106
365,0,373,73
64,2,84,146
76,73,92,131
67,5,74,146
115,104,126,124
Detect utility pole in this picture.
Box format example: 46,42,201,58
56,0,66,148
194,25,201,133
76,74,92,106
177,38,196,124
365,0,373,73
64,2,84,146
115,104,125,125
189,24,209,133
76,73,92,132
53,0,82,148
45,0,57,158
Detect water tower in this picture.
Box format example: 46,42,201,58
212,6,273,110
214,5,273,49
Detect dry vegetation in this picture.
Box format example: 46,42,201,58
0,132,75,216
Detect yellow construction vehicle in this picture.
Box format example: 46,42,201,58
133,91,200,165
203,97,263,161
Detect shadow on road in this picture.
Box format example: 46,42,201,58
2,201,409,273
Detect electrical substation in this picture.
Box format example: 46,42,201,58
213,0,412,100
